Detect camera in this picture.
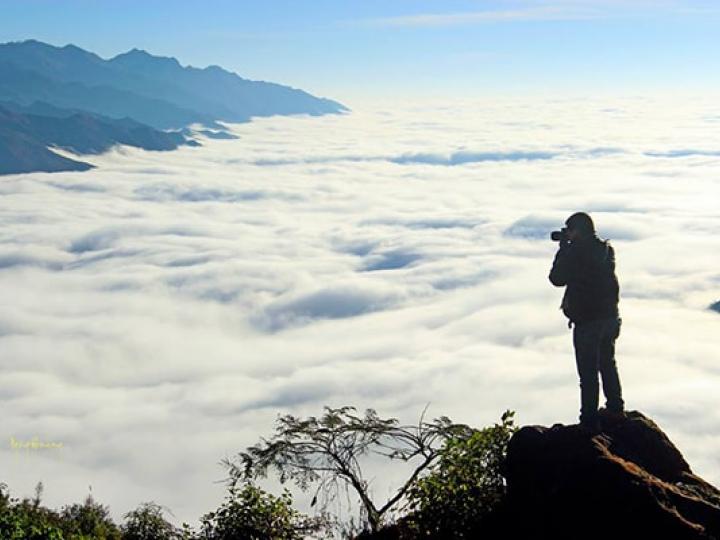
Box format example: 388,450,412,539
551,227,569,242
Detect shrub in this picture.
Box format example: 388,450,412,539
121,501,182,540
199,481,325,540
59,493,121,540
403,410,517,538
0,482,65,540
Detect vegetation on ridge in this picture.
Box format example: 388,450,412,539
1,407,516,539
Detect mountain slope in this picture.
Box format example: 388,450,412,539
0,39,347,175
0,105,195,175
0,127,93,175
0,40,347,128
108,48,347,119
0,61,217,130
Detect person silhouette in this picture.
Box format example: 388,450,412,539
549,212,625,432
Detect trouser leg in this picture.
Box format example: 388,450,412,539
573,320,601,424
599,317,624,412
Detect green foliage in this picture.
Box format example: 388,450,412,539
404,410,517,538
198,481,325,540
121,502,182,540
227,406,468,533
0,482,65,540
1,408,519,540
59,494,121,540
1,482,190,540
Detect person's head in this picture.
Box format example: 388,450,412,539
565,212,595,241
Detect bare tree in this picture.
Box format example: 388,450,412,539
221,406,470,534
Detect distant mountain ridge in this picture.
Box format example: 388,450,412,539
0,39,347,175
0,40,347,129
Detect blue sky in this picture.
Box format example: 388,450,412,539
3,1,720,103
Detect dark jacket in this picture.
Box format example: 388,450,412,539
549,234,619,324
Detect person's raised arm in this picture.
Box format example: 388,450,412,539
549,241,573,286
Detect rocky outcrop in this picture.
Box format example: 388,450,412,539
360,410,720,539
503,409,720,539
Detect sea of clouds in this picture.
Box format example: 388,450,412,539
2,95,720,528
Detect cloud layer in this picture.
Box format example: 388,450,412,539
2,96,720,528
